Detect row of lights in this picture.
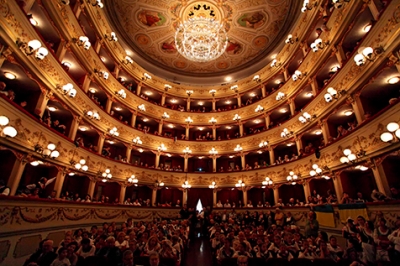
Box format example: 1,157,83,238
34,143,60,159
101,168,112,182
0,116,18,138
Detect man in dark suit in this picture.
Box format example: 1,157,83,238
24,239,57,266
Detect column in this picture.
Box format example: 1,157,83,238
7,159,27,196
240,153,246,169
371,162,391,196
238,122,244,137
318,119,330,145
261,85,266,98
349,94,365,124
114,65,120,78
273,187,279,206
243,189,248,206
310,77,319,96
368,0,380,20
22,0,35,13
94,39,102,54
68,115,80,140
186,99,191,111
131,112,137,128
73,1,82,18
136,83,142,96
237,95,242,108
126,145,132,163
264,113,270,129
303,182,311,202
283,67,290,81
151,188,157,206
183,189,188,206
301,41,308,57
213,189,217,207
295,135,303,154
212,126,216,140
105,97,113,114
183,155,189,172
334,45,347,66
87,179,96,199
158,120,163,135
185,125,190,140
119,184,127,203
332,173,343,200
97,133,105,154
54,168,66,198
269,148,275,165
155,152,161,168
212,99,216,111
212,156,217,172
81,74,91,93
35,89,51,118
56,41,67,62
288,99,295,116
161,93,166,106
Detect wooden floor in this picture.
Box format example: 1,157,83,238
182,234,213,266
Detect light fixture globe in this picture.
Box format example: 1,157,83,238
387,122,399,132
175,17,228,62
343,149,352,156
380,132,393,142
2,126,17,137
0,116,9,126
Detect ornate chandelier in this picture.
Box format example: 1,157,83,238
175,17,228,62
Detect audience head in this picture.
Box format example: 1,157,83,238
122,250,134,266
237,255,248,266
149,251,160,266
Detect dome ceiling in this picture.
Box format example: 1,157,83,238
104,0,301,83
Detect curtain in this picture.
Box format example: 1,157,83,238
187,188,213,208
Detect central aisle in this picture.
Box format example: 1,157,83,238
182,235,213,266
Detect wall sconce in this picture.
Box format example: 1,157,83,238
183,147,192,154
233,114,241,122
138,104,146,112
94,69,109,80
158,143,167,152
105,32,118,42
109,127,119,137
301,0,317,12
262,177,273,186
209,147,218,155
156,180,164,187
340,148,366,164
85,110,100,120
255,105,264,113
234,144,243,152
281,128,293,138
209,181,217,189
128,175,138,184
182,180,191,189
286,171,298,184
285,34,298,44
292,70,306,81
101,168,112,182
298,111,316,123
58,83,77,98
209,89,216,97
123,55,133,64
34,143,60,159
72,158,89,171
253,75,261,83
354,46,384,66
310,38,329,52
162,112,170,119
88,0,104,8
0,116,17,138
164,84,172,91
209,117,217,124
276,92,286,101
324,87,345,102
132,136,143,145
186,90,193,97
309,163,329,177
142,73,152,81
230,85,239,93
185,117,193,124
354,165,369,171
116,89,127,99
16,39,48,60
259,140,268,148
270,59,281,68
380,122,400,142
332,0,350,9
73,36,91,50
235,180,245,188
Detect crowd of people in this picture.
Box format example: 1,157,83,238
23,218,189,266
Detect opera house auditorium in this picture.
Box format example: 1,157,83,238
0,0,400,265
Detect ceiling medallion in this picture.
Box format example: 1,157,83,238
175,4,228,62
